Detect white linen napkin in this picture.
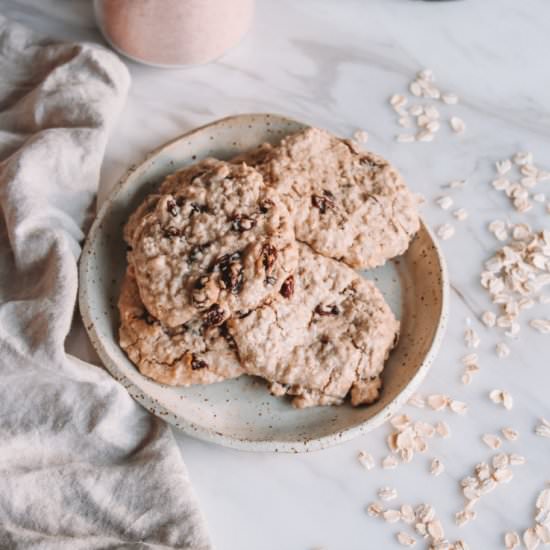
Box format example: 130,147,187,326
0,16,211,550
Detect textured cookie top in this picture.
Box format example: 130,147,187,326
227,245,400,407
118,269,243,386
127,158,297,327
245,127,420,269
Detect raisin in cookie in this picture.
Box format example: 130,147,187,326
240,127,420,269
127,159,297,327
227,245,399,407
118,269,243,386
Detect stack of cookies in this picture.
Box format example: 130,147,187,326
118,128,420,408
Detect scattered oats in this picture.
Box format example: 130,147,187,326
505,531,521,549
400,447,414,463
502,391,514,410
461,476,477,489
513,152,533,166
415,503,435,523
396,430,415,450
401,504,415,524
378,486,398,502
417,114,430,127
408,393,425,408
489,390,502,404
455,509,475,527
453,208,468,221
383,509,402,523
492,177,510,191
415,522,427,537
414,421,435,438
462,353,478,367
505,322,521,338
437,223,455,240
523,527,540,550
461,372,472,385
450,116,466,134
413,436,427,453
449,400,468,415
427,394,449,411
536,524,550,544
357,450,375,470
353,129,369,143
426,120,441,133
496,342,511,358
396,532,417,547
520,175,537,189
391,414,412,430
511,222,532,240
509,453,526,466
426,86,441,100
501,427,518,441
514,197,532,213
479,478,497,496
441,92,458,105
430,458,444,477
424,105,440,120
464,327,480,349
435,421,451,438
521,164,538,177
536,488,550,510
477,463,491,482
492,453,509,469
409,104,424,117
496,159,512,175
382,454,399,470
390,94,408,110
530,319,550,334
397,133,416,143
367,502,385,517
409,81,422,97
535,418,550,438
493,467,513,483
436,195,453,210
482,433,502,450
463,485,479,501
481,311,496,327
489,389,513,409
448,179,466,189
427,519,445,541
488,220,508,241
455,541,470,550
398,116,412,128
417,129,435,142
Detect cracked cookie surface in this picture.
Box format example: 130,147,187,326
118,268,243,386
227,244,400,407
127,158,297,327
240,127,420,269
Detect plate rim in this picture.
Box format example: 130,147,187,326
79,113,449,453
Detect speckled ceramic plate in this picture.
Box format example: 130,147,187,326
79,113,449,453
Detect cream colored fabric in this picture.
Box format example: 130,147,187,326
0,16,210,550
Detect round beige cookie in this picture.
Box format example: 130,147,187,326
127,158,297,327
118,269,244,386
227,244,400,408
239,127,420,269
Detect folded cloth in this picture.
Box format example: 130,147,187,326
0,16,211,550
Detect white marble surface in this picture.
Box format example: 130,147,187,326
3,1,550,548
